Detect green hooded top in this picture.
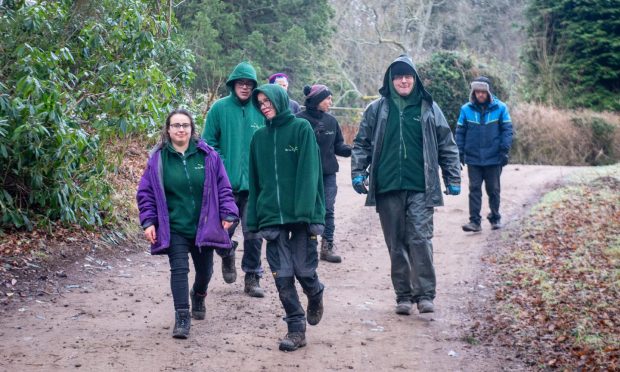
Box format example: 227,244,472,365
246,84,325,231
376,68,425,193
202,62,265,193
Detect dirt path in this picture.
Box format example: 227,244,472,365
0,162,578,371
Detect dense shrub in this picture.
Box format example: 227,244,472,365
417,51,508,130
0,0,193,230
511,104,620,165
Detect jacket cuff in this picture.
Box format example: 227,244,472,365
141,219,156,230
223,215,238,222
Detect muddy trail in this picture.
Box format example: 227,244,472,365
0,162,578,371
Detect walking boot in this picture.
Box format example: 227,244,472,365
395,301,412,315
320,239,342,263
221,242,237,284
417,299,435,313
306,290,324,326
279,331,307,352
190,289,206,320
172,309,191,339
490,220,502,230
462,222,482,232
244,273,265,298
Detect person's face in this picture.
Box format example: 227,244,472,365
274,77,289,91
318,95,332,112
475,90,489,104
167,113,192,147
234,79,254,101
392,74,415,96
257,92,276,120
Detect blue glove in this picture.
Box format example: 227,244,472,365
352,175,368,194
447,184,461,195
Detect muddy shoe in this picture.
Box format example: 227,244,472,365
279,332,307,352
306,291,324,326
462,222,482,232
320,239,342,263
190,289,206,320
490,221,502,230
244,274,265,298
395,301,412,315
417,299,434,314
221,249,237,284
172,309,191,339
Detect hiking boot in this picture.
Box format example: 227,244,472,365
190,289,206,320
462,222,482,232
306,291,324,326
320,239,342,263
395,301,412,315
172,309,191,339
491,221,502,230
279,332,307,352
244,273,265,298
417,299,435,314
221,245,237,284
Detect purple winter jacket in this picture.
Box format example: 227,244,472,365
136,139,239,255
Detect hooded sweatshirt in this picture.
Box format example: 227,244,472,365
202,62,265,193
246,84,325,231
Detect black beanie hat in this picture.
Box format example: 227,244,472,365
390,62,415,77
303,84,332,108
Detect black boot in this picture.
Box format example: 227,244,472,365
279,331,307,352
190,289,206,320
221,242,237,284
320,239,342,263
244,273,265,298
172,309,191,339
306,290,324,326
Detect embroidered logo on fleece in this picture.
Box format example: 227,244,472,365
284,145,299,153
250,123,261,130
194,163,205,171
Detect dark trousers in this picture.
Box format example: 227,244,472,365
264,223,324,332
376,191,435,304
322,174,337,241
467,165,502,225
167,233,214,310
216,191,263,275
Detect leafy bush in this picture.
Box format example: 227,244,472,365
0,0,194,230
417,51,508,130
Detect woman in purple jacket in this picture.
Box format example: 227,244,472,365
136,108,239,339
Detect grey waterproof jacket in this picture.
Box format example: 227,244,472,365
351,55,461,208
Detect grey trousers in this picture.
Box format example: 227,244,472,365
376,190,436,304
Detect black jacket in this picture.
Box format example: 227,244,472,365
297,108,351,175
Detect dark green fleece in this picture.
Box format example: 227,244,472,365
162,140,206,238
246,84,325,231
376,72,425,193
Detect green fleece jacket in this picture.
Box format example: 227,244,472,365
202,62,265,193
246,84,325,231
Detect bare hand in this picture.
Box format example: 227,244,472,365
222,220,233,230
144,225,157,244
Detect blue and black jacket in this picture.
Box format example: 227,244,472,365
455,95,513,166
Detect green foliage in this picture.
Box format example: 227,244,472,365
523,0,620,110
0,0,194,230
174,0,334,103
418,51,508,130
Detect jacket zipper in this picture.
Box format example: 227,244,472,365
272,126,284,224
399,111,405,186
181,156,196,213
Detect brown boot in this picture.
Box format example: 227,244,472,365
279,331,307,352
320,239,342,263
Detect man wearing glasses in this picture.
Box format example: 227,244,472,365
202,61,266,298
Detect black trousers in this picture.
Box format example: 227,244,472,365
167,233,214,310
467,165,502,225
263,223,324,332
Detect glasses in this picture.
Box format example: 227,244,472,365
235,80,254,88
257,99,272,109
170,123,191,130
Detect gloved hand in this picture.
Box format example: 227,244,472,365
352,175,368,194
459,154,465,166
446,184,461,195
500,152,509,167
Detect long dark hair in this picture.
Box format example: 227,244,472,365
160,108,199,144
